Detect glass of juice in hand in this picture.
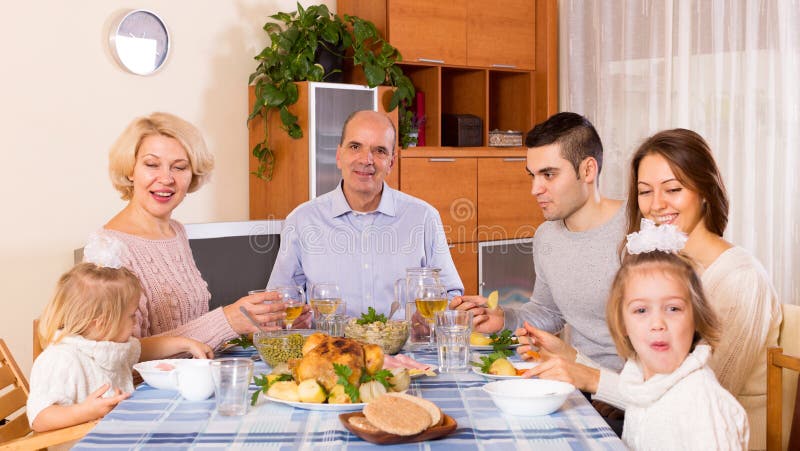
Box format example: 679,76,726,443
268,286,306,329
415,282,448,345
310,282,344,334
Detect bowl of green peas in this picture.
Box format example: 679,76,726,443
253,330,312,367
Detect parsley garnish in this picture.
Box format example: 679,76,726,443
360,369,394,390
333,363,361,402
227,334,253,349
490,329,515,355
356,307,387,325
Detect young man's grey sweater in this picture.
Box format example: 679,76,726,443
505,203,627,371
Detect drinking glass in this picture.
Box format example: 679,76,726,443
248,289,283,328
267,285,306,329
434,310,473,373
414,282,448,344
310,282,344,333
210,358,254,416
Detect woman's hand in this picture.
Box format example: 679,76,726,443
223,291,286,334
515,322,577,361
449,295,504,333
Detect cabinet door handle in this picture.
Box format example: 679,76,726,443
503,157,526,162
429,158,456,162
448,244,455,249
417,58,445,64
492,64,517,69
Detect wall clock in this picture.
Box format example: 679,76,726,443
109,10,170,76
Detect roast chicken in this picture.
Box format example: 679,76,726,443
291,332,384,391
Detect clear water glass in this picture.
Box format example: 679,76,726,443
434,310,473,372
210,358,254,416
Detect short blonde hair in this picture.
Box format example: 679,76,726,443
38,263,142,348
606,251,720,360
109,112,215,200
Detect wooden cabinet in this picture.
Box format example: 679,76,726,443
387,0,467,65
399,149,544,295
450,242,478,295
339,0,558,147
477,157,544,240
400,157,477,243
466,0,536,69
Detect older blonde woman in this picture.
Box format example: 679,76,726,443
102,112,284,348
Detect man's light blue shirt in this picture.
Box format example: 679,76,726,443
268,182,464,318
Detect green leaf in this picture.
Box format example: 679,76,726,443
490,329,515,355
279,106,298,128
286,122,303,139
226,335,253,349
263,84,287,107
363,65,385,87
333,363,360,403
356,307,387,325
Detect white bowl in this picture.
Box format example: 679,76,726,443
133,359,184,390
482,378,574,416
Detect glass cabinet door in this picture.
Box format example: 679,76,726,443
478,238,534,309
310,83,376,198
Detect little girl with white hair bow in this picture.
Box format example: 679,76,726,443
607,220,748,450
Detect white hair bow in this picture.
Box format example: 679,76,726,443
625,218,688,255
83,233,125,269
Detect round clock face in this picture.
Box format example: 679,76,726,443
110,10,170,76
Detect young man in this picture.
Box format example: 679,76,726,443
268,110,463,318
451,111,625,376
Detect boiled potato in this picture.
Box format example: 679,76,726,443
488,358,517,376
298,379,326,403
327,384,353,404
363,344,384,375
470,332,493,346
267,380,300,402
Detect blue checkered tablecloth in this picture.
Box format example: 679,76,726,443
74,346,625,450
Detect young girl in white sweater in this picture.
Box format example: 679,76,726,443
27,235,213,432
606,220,749,450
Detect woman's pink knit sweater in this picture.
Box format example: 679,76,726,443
103,220,236,349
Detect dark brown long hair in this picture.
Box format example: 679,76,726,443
626,129,729,237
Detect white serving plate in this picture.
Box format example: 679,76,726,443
472,361,539,379
263,395,365,411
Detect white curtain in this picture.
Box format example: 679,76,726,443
560,0,800,306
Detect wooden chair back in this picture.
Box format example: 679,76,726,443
767,303,800,451
767,347,800,450
0,338,98,450
0,338,31,444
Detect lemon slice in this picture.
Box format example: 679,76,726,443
486,290,499,310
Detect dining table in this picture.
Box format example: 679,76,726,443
73,344,626,450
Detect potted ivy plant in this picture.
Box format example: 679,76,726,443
248,3,415,181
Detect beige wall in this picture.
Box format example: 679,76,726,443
0,0,334,374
